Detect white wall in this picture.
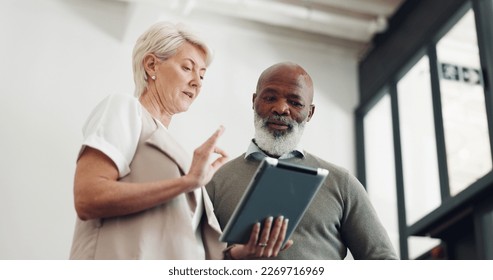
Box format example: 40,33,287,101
0,0,360,259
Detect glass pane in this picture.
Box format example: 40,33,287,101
436,9,492,196
408,236,442,259
364,93,400,256
397,55,441,226
397,55,443,259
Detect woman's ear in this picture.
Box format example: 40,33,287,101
143,54,157,79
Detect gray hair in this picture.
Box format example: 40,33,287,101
132,21,213,97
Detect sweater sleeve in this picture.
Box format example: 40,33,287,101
340,173,399,259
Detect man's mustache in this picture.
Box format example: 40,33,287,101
262,115,295,129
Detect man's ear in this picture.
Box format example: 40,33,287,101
307,104,315,122
143,54,158,79
252,93,257,109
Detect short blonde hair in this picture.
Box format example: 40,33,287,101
132,21,213,97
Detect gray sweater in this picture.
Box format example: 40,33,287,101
206,152,398,260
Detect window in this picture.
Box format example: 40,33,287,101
357,0,493,259
436,9,492,196
364,93,400,255
397,55,441,226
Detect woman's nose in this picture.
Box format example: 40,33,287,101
190,72,202,88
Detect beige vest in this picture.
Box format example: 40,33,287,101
69,110,226,259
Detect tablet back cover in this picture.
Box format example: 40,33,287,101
219,158,329,244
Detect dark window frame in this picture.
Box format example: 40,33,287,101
356,0,493,259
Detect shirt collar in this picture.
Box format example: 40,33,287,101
245,139,305,160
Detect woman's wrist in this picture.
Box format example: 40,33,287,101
181,174,199,191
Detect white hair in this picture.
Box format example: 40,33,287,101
132,21,213,98
253,112,306,157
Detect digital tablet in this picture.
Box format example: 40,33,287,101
219,157,329,245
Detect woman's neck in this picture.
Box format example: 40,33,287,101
139,91,172,127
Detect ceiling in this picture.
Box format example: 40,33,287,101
110,0,406,55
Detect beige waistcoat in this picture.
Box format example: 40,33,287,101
69,110,226,259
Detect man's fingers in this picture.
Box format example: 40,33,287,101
271,218,289,256
246,222,261,255
263,216,284,257
259,217,273,244
281,240,294,251
254,217,272,257
239,217,292,259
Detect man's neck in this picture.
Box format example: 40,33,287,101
252,139,281,158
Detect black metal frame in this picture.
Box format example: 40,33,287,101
356,0,493,259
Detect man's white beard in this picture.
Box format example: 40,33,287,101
254,112,306,157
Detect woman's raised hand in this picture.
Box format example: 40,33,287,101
185,126,229,190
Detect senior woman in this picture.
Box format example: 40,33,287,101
69,22,290,260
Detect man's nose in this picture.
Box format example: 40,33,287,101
272,101,289,116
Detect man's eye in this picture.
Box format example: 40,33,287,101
290,101,304,107
183,66,191,71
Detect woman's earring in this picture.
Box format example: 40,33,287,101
151,75,156,80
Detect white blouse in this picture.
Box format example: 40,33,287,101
79,94,142,178
79,94,203,231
